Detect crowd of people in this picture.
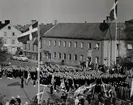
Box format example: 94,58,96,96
0,63,133,105
0,94,27,105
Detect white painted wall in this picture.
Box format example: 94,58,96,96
0,24,23,54
103,40,127,67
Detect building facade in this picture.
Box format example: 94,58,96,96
0,20,23,54
42,37,103,66
42,23,130,67
23,22,132,67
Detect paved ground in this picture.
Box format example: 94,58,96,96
0,76,62,104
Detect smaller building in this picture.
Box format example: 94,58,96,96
0,20,23,54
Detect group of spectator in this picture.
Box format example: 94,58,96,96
0,94,27,105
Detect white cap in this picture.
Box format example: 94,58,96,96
25,102,28,105
17,95,20,98
11,96,15,99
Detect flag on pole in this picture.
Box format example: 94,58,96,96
33,24,54,46
18,21,38,44
109,0,118,21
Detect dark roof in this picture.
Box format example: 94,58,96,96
104,23,127,40
20,23,53,35
43,23,107,40
43,23,128,40
39,23,53,36
0,21,10,30
15,24,31,32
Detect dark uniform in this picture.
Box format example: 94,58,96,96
21,76,24,88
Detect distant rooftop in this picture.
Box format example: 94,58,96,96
43,23,127,40
0,20,10,30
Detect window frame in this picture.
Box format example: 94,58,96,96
81,42,84,48
68,41,72,47
80,55,83,61
74,54,78,61
68,54,71,60
12,40,15,44
58,41,61,47
63,41,66,47
74,42,77,48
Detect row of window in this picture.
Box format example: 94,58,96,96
4,32,15,36
44,40,99,49
116,43,133,50
52,52,83,61
50,52,100,63
4,39,15,44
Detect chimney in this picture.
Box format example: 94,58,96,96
5,20,10,24
85,21,87,23
31,20,37,24
54,20,57,25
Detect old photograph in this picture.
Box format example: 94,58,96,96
0,0,133,105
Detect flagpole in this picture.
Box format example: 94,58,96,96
115,0,118,65
114,19,117,65
37,22,41,105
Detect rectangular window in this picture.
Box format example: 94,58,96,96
53,41,56,46
58,41,61,46
74,54,77,61
4,32,7,36
95,43,100,50
95,56,99,64
63,41,66,47
69,42,72,47
12,32,15,36
28,43,30,50
58,53,61,59
88,43,91,49
53,52,56,58
116,44,120,50
33,45,34,51
81,42,84,48
80,55,83,61
68,54,71,60
74,42,77,48
48,40,51,46
63,53,66,60
127,44,132,50
12,40,15,44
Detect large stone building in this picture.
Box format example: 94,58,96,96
23,22,133,67
0,20,23,54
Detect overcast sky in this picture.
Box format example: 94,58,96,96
0,0,133,25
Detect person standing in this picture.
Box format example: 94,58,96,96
16,95,21,105
21,76,24,88
50,84,53,95
9,97,16,105
75,97,79,105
